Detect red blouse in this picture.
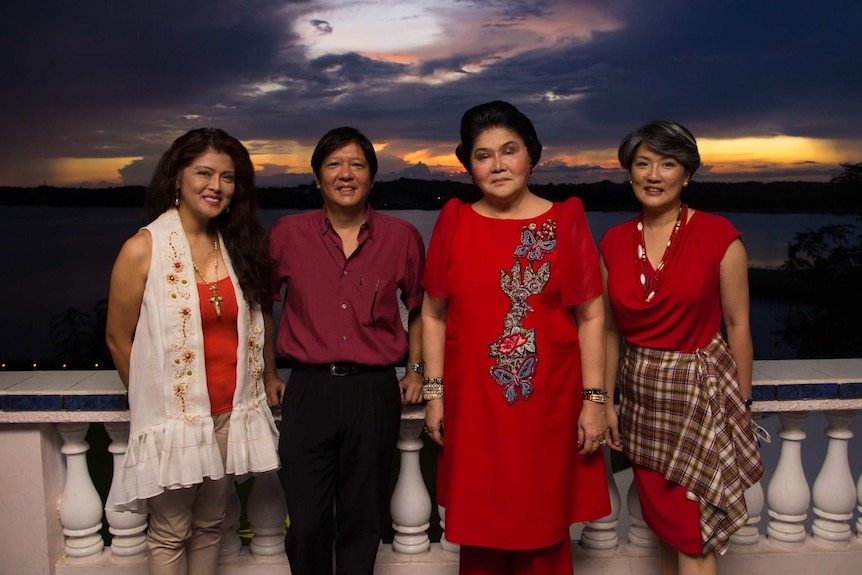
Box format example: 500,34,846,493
197,276,239,414
599,210,740,352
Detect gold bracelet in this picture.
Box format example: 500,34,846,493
422,377,444,401
582,389,608,405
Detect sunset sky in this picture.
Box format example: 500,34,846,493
2,0,861,188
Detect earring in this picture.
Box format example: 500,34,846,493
226,206,230,214
683,181,689,187
628,179,633,184
174,193,180,207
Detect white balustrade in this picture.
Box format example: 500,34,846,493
626,476,658,551
220,487,242,558
246,471,288,560
580,448,621,553
103,421,148,560
730,480,765,548
56,422,105,561
811,410,857,547
766,412,810,547
390,414,432,554
7,365,862,574
438,504,460,554
857,462,862,541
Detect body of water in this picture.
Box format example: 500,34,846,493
1,206,855,361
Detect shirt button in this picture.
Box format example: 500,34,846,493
341,303,347,310
342,336,347,341
343,270,348,276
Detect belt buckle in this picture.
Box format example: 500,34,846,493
330,363,349,377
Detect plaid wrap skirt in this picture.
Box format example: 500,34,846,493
619,333,764,553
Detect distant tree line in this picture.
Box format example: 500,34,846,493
3,166,862,214
11,163,862,366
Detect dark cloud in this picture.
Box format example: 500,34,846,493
1,0,860,186
310,19,334,34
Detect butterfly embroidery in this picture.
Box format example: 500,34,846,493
513,228,557,261
489,354,538,406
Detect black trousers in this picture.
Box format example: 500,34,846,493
278,367,402,575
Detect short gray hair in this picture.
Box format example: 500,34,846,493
618,120,701,177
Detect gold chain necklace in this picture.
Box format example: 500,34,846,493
192,239,224,317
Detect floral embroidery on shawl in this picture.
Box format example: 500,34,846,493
488,219,557,405
164,230,202,422
246,305,264,406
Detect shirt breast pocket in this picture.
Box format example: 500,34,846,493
359,277,398,328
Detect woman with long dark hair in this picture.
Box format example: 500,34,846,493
105,128,279,575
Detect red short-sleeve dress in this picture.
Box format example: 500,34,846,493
423,198,610,550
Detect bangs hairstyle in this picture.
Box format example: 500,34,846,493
455,100,542,174
311,126,378,181
618,120,701,178
146,127,256,221
145,127,271,306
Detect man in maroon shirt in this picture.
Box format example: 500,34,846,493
264,126,425,575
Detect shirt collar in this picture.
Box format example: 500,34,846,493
318,204,375,239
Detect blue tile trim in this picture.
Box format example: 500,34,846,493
63,394,128,411
2,395,63,411
752,386,776,401
839,382,862,399
776,383,839,400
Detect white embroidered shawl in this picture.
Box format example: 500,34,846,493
106,209,279,513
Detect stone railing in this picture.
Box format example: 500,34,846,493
1,359,862,574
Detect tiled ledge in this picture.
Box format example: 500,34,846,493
2,359,862,423
750,358,862,410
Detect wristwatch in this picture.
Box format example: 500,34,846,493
406,362,424,375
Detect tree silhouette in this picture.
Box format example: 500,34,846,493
776,163,862,357
49,298,112,367
830,162,862,185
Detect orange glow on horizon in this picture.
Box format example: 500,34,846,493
19,135,862,188
47,157,142,186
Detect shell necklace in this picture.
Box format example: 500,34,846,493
635,204,686,303
192,238,224,317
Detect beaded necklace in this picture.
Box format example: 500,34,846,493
635,204,686,303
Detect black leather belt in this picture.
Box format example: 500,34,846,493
290,361,394,377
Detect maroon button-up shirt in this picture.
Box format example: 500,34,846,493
269,206,425,366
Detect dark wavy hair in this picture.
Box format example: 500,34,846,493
310,126,378,181
617,120,701,178
146,127,272,306
455,100,543,174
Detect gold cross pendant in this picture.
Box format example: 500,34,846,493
209,288,223,317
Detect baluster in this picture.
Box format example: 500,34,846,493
730,480,764,548
766,412,810,547
438,504,460,554
626,475,658,551
247,471,288,560
56,422,105,560
580,448,620,553
811,410,857,546
390,413,431,554
104,422,148,560
219,486,242,559
857,462,862,541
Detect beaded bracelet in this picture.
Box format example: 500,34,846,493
423,377,444,401
582,388,608,405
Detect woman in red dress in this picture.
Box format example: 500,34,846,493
600,120,764,575
421,100,610,575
